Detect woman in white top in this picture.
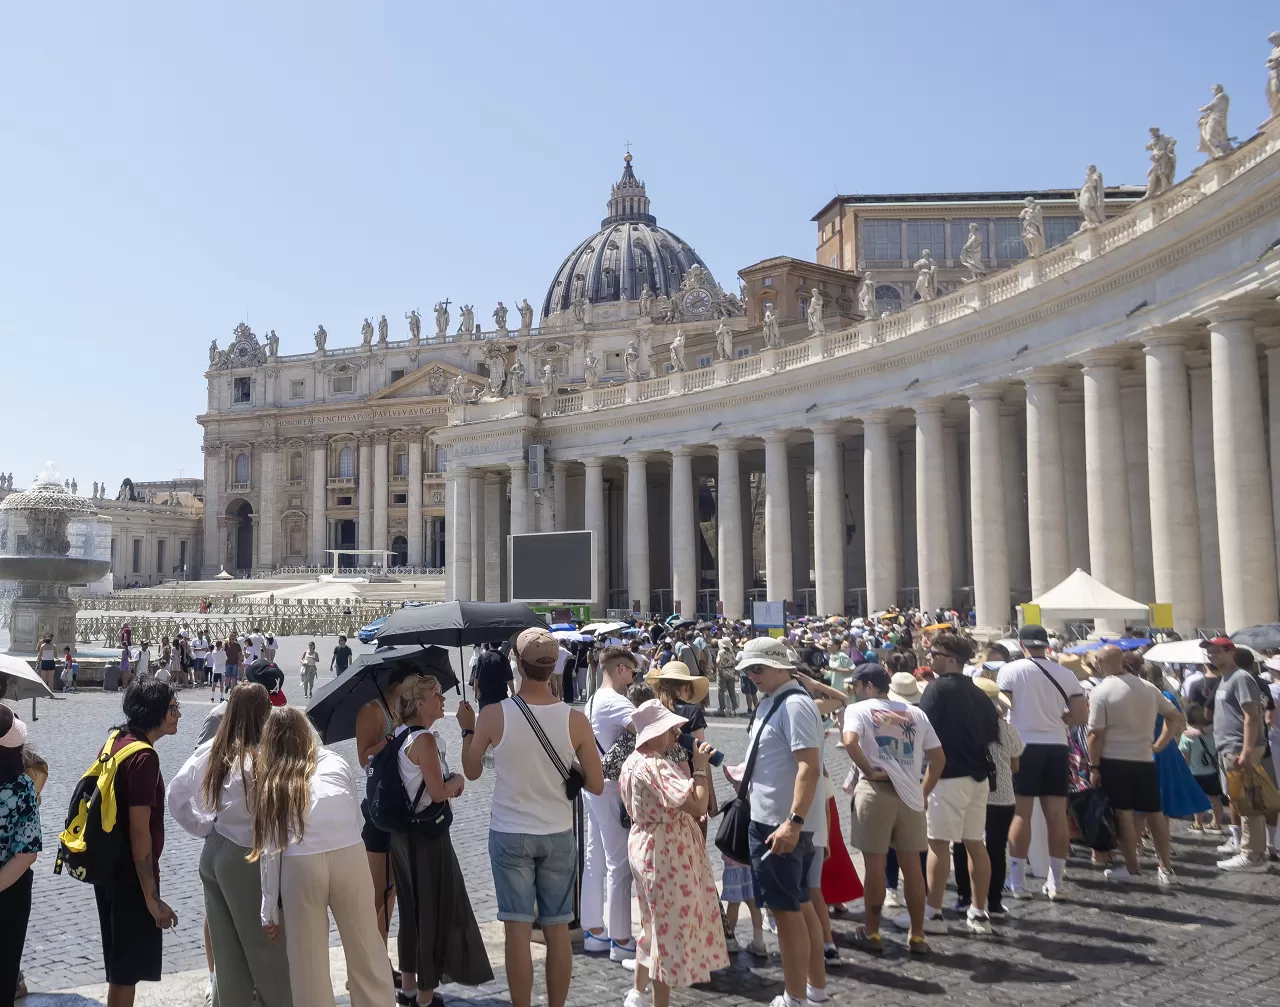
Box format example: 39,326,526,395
248,708,395,1007
390,675,493,1006
168,684,293,1007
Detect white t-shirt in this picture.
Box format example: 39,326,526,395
996,657,1084,745
554,646,571,678
842,698,941,812
193,638,209,659
586,688,634,752
209,649,226,673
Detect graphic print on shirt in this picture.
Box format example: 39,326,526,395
869,706,917,767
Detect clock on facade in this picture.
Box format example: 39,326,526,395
681,288,712,315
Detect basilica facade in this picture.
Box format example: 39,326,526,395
201,54,1280,636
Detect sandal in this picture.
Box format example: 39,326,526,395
848,925,884,955
908,935,931,956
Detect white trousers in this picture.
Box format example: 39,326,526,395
581,781,633,942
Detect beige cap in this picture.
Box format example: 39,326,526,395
516,627,560,669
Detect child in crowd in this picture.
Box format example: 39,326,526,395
1180,703,1225,833
720,855,767,958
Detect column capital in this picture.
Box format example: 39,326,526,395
1018,364,1069,387
372,430,391,447
860,408,895,425
964,384,1006,403
809,420,843,436
762,429,792,446
1074,346,1132,370
1201,302,1258,328
714,438,744,453
508,459,527,473
583,456,606,470
625,451,649,465
483,471,501,485
910,399,947,417
669,446,693,459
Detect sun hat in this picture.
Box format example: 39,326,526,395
734,637,795,673
516,627,561,669
645,661,710,704
631,699,689,748
1056,652,1091,682
889,671,924,705
974,675,1011,711
0,714,27,749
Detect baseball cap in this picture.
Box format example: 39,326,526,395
852,663,891,692
735,637,795,672
1199,636,1234,649
516,627,560,669
1018,624,1050,645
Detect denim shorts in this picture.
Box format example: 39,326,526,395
748,819,814,912
488,829,577,924
224,663,240,681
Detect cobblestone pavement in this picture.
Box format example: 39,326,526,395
11,652,1280,1005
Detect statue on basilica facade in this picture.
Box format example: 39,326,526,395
639,283,654,318
517,298,534,335
209,338,219,365
857,273,876,317
377,314,389,346
493,301,509,334
457,304,475,336
314,325,328,352
715,321,733,361
624,340,641,381
669,330,687,372
361,317,375,348
914,250,939,301
266,330,279,357
482,338,507,395
762,305,780,348
507,358,526,396
1268,31,1280,121
583,349,600,389
1197,84,1235,159
1145,127,1177,198
960,223,987,280
1019,198,1045,257
433,301,450,339
1078,165,1107,229
540,362,559,398
406,308,422,344
806,288,826,338
449,372,473,406
571,293,587,323
92,481,99,499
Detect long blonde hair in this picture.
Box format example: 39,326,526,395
202,683,270,811
248,707,317,862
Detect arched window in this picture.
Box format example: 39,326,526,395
874,285,902,316
337,446,355,478
233,453,249,485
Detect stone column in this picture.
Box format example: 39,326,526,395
451,470,472,600
1080,350,1135,601
258,439,278,570
1059,386,1091,573
357,435,372,557
812,423,846,617
1208,310,1279,630
943,420,966,597
1121,375,1155,604
470,474,484,601
863,411,898,613
716,441,745,620
1143,333,1203,636
1268,340,1280,601
372,433,389,566
509,461,529,536
913,404,951,615
202,441,221,576
1023,369,1071,598
763,431,793,603
584,459,606,614
1000,404,1031,596
407,431,424,567
670,448,697,617
969,388,1011,631
626,454,650,613
309,436,327,566
484,474,502,602
553,460,569,532
1189,359,1225,628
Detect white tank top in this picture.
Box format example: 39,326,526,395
490,698,574,835
395,725,447,812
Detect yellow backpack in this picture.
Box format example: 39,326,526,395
54,729,152,883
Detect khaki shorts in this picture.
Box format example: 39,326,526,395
852,779,927,855
926,775,989,842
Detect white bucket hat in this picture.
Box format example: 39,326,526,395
735,637,795,672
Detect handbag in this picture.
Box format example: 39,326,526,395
512,696,584,801
714,687,801,864
586,697,632,828
1226,765,1280,817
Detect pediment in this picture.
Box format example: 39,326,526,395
369,361,479,401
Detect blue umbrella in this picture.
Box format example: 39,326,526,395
550,622,578,632
1064,638,1150,654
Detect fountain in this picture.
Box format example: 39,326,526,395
0,463,111,657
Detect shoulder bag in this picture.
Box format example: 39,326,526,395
713,687,801,864
512,696,584,801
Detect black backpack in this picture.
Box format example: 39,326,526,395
366,728,452,837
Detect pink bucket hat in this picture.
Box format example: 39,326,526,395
631,699,688,748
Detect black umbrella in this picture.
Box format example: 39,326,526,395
1230,623,1280,653
305,644,457,744
375,601,547,648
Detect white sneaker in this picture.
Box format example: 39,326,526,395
965,910,992,935
1157,867,1178,886
1217,853,1268,872
583,931,610,953
882,887,903,908
1007,883,1031,900
1103,865,1137,883
1216,839,1241,854
748,935,769,958
610,939,638,962
621,958,637,973
624,989,651,1007
891,911,946,934
1041,882,1067,902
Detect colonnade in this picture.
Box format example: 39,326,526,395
445,308,1280,634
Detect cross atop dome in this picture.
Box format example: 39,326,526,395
604,153,655,227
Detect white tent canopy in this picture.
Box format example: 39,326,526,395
1030,568,1150,621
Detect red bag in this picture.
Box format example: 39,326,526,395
820,796,863,903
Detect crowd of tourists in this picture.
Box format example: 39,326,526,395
1,609,1279,1007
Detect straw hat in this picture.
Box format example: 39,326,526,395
1056,653,1091,682
889,672,924,705
973,675,1011,712
632,699,689,748
645,661,710,704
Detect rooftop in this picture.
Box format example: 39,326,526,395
811,185,1148,221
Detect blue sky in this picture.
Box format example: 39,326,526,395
0,2,1273,489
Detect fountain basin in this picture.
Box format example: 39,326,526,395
0,555,111,585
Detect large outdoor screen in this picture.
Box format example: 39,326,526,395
509,530,594,603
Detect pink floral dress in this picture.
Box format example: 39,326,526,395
620,751,729,986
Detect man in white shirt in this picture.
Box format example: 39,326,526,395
842,664,944,954
581,645,639,962
996,624,1087,901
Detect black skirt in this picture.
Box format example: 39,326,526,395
390,825,494,992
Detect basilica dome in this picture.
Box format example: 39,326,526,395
541,155,719,320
